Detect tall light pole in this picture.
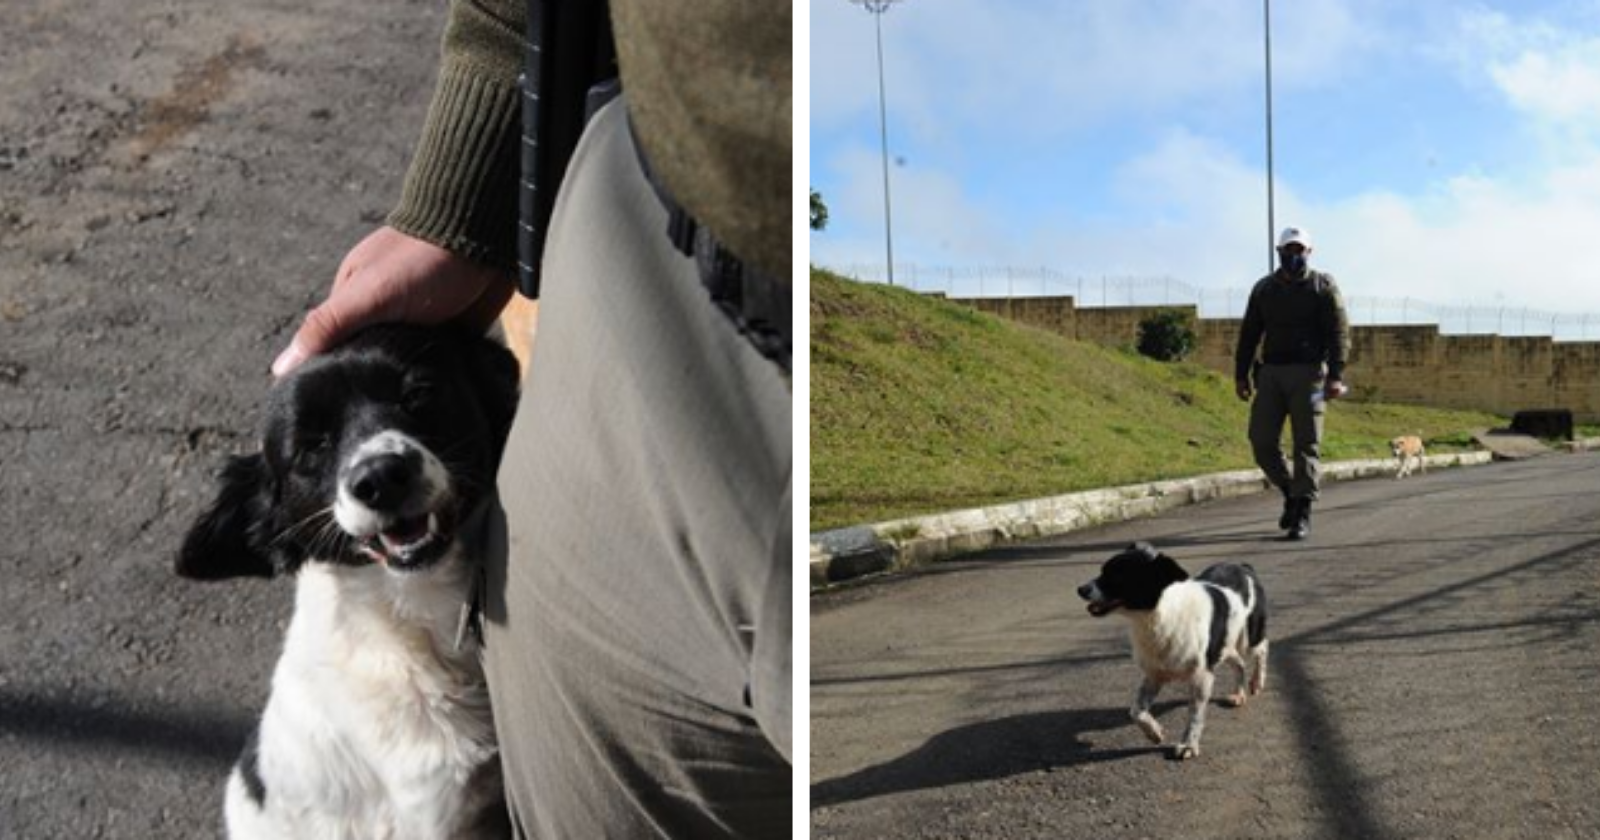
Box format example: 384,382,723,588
852,0,903,286
1263,0,1277,275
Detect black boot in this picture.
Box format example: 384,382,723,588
1278,494,1297,530
1288,498,1312,541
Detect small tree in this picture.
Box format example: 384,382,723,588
810,189,829,231
1136,309,1197,362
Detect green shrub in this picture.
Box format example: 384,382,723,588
1136,310,1197,362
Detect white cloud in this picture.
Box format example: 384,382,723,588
1439,7,1600,131
1100,131,1600,312
1490,45,1600,125
811,2,1600,322
812,0,1375,143
814,144,1015,271
817,125,1600,314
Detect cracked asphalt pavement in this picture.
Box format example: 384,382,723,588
2,1,446,836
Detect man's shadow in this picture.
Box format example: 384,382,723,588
812,704,1176,808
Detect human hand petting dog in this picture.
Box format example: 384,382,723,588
271,226,515,378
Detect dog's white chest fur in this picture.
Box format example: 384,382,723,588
227,557,496,840
1126,583,1240,679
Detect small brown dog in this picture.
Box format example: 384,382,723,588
1390,435,1426,479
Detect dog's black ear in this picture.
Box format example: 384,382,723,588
1153,551,1190,585
177,454,277,580
469,337,523,456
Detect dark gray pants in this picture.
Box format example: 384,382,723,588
1249,363,1326,501
484,99,792,838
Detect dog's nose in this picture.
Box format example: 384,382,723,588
1076,584,1092,600
348,453,421,511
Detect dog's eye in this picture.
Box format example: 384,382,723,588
292,435,332,469
401,383,433,413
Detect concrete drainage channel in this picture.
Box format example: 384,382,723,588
808,452,1500,591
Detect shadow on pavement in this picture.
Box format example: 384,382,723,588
1261,534,1600,840
811,707,1163,808
812,651,1125,689
0,689,253,768
1268,647,1388,840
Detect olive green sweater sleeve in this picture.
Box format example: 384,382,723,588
387,0,527,270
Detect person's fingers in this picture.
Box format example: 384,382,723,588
273,305,340,378
269,226,514,379
273,296,374,378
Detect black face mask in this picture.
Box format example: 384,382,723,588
1280,252,1308,274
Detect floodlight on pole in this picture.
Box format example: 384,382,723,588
851,0,904,287
1263,0,1277,275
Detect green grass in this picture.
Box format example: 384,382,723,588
810,268,1507,532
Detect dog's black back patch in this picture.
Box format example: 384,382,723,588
1247,594,1268,649
1203,586,1231,668
239,725,267,807
1198,563,1269,650
1196,563,1252,601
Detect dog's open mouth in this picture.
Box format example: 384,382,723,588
357,511,452,570
1086,599,1122,617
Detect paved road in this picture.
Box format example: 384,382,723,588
2,2,445,836
812,454,1600,839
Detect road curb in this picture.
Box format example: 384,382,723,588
809,451,1494,591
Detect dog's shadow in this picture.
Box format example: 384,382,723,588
812,705,1174,808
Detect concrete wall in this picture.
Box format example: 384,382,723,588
960,296,1077,338
1555,343,1600,422
950,294,1600,422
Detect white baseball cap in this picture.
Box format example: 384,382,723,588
1277,226,1312,249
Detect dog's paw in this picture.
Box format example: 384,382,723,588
1224,691,1248,708
1135,716,1165,745
1170,744,1200,761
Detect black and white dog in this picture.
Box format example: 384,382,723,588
177,325,520,838
1077,543,1269,760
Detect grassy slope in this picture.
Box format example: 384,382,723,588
811,269,1506,531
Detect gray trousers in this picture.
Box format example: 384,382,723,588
483,99,792,838
1249,363,1326,501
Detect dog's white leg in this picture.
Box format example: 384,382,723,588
1221,651,1250,708
1130,677,1165,745
1173,671,1214,760
1248,640,1270,696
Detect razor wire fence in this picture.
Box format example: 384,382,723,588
826,263,1600,342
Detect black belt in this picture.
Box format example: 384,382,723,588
630,118,792,375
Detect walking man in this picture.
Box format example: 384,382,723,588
1235,226,1352,540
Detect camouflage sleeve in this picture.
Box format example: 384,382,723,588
1323,274,1351,380
1234,281,1266,383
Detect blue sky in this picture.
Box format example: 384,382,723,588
809,0,1600,320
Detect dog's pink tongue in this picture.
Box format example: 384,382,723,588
380,516,431,551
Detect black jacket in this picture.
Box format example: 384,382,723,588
1234,268,1351,383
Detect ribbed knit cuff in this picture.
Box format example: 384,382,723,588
388,61,522,270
